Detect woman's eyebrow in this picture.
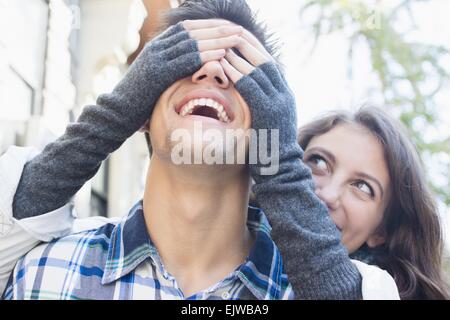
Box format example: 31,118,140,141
355,172,384,198
305,147,336,165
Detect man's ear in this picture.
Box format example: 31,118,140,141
366,232,385,248
144,131,152,157
139,119,150,133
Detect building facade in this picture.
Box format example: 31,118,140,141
0,0,163,218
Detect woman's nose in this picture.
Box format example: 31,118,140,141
315,181,341,211
191,60,230,88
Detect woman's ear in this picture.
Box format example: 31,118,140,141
366,232,385,248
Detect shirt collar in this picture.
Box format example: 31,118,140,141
236,206,288,300
102,202,287,299
102,200,155,284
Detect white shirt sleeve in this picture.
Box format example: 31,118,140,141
0,146,76,295
351,259,400,300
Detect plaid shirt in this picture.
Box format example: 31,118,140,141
2,201,293,300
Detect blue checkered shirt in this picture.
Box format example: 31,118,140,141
2,201,293,300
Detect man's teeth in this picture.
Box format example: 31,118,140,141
179,98,230,123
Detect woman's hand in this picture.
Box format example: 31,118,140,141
182,19,245,64
219,29,299,171
219,28,275,81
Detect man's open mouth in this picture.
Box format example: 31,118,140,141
178,98,231,123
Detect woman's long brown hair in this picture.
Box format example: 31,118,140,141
298,106,449,299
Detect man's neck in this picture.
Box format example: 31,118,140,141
143,156,254,297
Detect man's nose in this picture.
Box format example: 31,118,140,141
315,181,341,211
191,60,230,88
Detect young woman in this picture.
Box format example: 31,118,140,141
295,107,449,299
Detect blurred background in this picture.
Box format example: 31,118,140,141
0,0,448,259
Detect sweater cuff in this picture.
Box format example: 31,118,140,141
293,260,362,300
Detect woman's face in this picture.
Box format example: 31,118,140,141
303,123,391,254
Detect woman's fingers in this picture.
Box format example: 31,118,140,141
184,19,242,52
234,36,270,67
182,19,276,75
182,19,274,65
197,35,242,52
225,49,255,75
189,25,243,41
199,49,226,64
220,57,244,83
241,29,274,62
182,19,234,30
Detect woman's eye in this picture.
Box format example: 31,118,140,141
354,181,374,197
306,154,328,173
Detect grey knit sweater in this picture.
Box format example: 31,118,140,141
12,24,362,299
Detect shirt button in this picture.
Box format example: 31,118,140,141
221,291,230,299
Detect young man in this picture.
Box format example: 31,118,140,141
1,0,363,299
2,1,294,300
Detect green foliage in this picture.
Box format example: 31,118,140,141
300,0,450,206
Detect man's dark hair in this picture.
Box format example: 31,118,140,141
144,0,278,156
